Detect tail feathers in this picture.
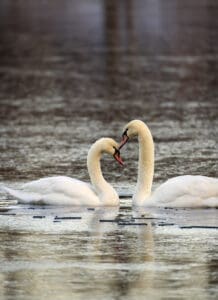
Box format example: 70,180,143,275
3,186,42,204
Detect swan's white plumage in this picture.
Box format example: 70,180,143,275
3,138,120,206
148,175,218,207
122,120,218,208
4,177,99,206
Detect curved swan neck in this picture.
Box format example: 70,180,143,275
133,124,154,206
87,145,108,194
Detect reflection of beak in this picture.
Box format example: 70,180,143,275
119,134,129,149
114,153,124,166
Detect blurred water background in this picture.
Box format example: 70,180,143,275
0,1,217,299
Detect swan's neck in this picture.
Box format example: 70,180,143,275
133,125,154,206
87,144,118,204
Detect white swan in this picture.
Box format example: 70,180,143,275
3,138,124,206
119,120,218,207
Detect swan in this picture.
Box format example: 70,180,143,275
119,120,218,207
3,138,124,206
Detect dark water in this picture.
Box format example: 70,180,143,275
0,1,218,299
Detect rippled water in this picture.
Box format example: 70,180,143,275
0,205,217,300
0,0,218,299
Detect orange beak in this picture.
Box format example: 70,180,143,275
114,152,124,166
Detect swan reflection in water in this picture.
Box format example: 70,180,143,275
0,204,217,299
0,205,155,296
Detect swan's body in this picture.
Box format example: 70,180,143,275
3,138,123,206
120,120,218,207
4,177,102,206
148,175,218,207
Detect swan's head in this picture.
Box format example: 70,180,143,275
119,120,145,149
94,138,124,166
